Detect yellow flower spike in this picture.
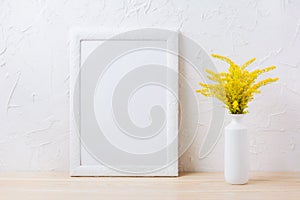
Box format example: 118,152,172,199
196,54,279,114
211,54,236,66
232,101,239,110
241,58,256,69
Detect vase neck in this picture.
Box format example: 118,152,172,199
229,114,244,123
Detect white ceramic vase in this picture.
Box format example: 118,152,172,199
224,114,249,185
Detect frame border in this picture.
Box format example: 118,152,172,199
69,28,178,176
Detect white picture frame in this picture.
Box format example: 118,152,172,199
70,28,178,176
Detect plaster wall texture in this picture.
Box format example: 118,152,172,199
0,0,299,171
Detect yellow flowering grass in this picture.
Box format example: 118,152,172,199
196,54,279,114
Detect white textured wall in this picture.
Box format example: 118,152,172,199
0,0,299,172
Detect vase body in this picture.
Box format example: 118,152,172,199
224,114,249,184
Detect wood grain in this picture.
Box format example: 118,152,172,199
0,172,299,200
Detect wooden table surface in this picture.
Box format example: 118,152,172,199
0,172,299,200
